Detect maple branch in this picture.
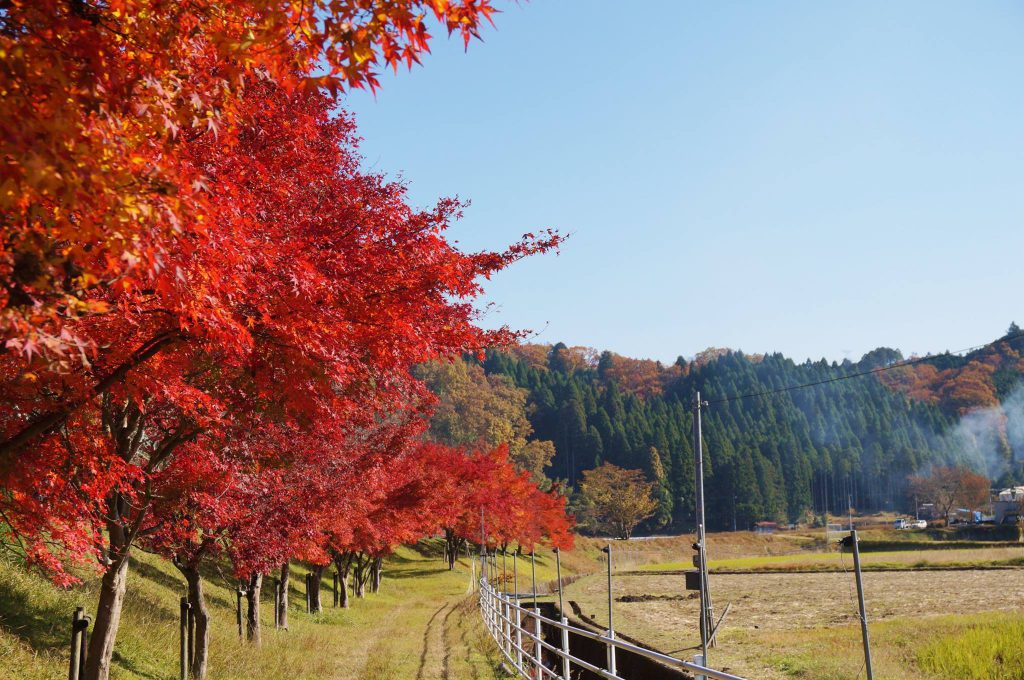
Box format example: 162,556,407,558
110,483,152,573
146,424,201,473
0,330,183,460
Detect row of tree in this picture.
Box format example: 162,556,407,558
0,4,573,680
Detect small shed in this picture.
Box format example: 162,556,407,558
994,486,1024,525
754,521,778,534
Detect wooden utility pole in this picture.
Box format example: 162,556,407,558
693,393,715,660
850,530,874,680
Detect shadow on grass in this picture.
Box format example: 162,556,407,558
128,555,183,595
128,556,233,611
112,650,164,680
132,555,240,610
384,567,451,580
408,539,446,559
0,573,72,654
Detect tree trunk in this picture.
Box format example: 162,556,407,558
278,562,289,629
83,553,130,680
308,564,325,613
82,395,185,680
444,529,457,570
84,487,144,680
354,554,367,598
332,553,351,609
245,573,262,645
370,557,382,594
177,564,210,680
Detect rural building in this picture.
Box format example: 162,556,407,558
993,486,1024,525
754,521,778,534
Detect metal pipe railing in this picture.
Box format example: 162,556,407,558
478,577,747,680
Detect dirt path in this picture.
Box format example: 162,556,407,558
342,565,499,679
416,601,456,680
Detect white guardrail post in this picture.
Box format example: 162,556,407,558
513,549,523,672
533,607,542,677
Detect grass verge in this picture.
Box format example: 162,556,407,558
0,540,522,680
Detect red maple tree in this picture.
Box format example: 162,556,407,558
1,70,560,680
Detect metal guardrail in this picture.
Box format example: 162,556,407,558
478,578,747,680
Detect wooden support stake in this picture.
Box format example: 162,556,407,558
235,587,244,639
179,597,190,680
273,578,280,629
76,609,89,680
187,599,195,672
69,608,85,680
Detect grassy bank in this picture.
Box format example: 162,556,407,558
0,541,515,680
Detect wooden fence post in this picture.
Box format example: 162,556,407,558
77,609,89,680
236,587,244,639
273,578,280,629
69,607,90,680
179,597,190,680
305,573,311,613
187,598,195,672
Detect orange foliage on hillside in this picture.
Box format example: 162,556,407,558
693,347,732,367
880,343,1019,414
509,344,552,371
599,353,680,399
510,344,599,373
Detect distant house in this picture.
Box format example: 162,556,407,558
994,486,1024,525
754,521,778,534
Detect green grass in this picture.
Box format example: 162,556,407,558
916,613,1024,680
763,612,1024,680
0,540,523,679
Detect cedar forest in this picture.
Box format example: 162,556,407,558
474,329,1024,533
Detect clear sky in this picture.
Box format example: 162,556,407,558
342,1,1024,364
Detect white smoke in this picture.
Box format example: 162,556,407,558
943,384,1024,481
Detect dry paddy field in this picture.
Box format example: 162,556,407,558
565,536,1024,679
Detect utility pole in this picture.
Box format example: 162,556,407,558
480,507,487,585
850,530,874,680
602,545,616,675
848,493,853,532
692,392,714,661
823,472,830,545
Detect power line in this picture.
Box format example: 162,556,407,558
705,330,1024,406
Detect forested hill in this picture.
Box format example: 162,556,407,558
478,326,1024,531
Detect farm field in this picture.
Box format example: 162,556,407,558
639,546,1024,572
564,531,1024,679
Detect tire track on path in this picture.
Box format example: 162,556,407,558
416,601,453,680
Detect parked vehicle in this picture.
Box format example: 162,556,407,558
894,518,927,530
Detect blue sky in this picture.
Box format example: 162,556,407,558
342,1,1024,364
